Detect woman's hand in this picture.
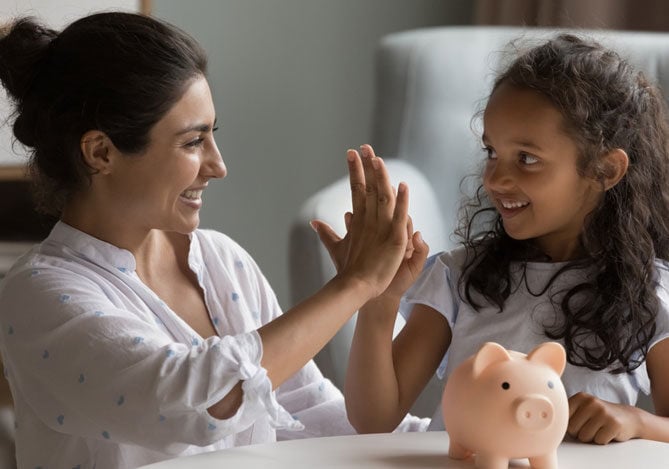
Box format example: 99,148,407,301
311,144,413,301
567,392,643,444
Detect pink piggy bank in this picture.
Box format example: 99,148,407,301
442,342,568,469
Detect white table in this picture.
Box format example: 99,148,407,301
139,431,669,468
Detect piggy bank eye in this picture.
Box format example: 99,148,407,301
548,380,554,389
501,382,510,390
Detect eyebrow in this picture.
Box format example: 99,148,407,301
175,117,217,136
481,133,544,151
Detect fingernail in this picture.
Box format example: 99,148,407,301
309,221,317,232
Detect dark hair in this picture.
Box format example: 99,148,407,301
457,34,669,373
0,12,208,215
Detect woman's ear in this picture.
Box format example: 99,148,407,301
80,130,113,175
600,148,629,190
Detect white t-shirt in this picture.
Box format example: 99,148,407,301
399,248,669,431
0,222,427,469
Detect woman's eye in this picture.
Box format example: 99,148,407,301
185,137,205,148
519,152,539,165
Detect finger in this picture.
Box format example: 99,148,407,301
576,416,602,443
404,216,415,259
347,149,366,220
360,145,378,226
310,220,344,270
412,231,429,261
567,396,588,437
346,149,366,245
593,425,617,445
391,182,410,245
344,212,353,232
310,220,342,248
568,392,587,418
371,155,397,225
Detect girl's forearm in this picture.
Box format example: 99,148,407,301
637,408,669,442
345,295,407,433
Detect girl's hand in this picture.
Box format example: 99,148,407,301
380,215,429,301
312,144,410,300
568,392,643,444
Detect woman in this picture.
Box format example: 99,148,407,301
0,12,426,469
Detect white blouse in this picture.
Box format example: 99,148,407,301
0,222,427,469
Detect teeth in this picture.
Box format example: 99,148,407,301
182,189,203,200
501,200,529,209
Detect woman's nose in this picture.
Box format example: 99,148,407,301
203,141,227,179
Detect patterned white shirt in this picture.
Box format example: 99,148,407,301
0,222,427,469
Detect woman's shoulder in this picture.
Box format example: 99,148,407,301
193,228,260,269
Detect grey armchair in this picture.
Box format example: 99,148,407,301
290,26,669,417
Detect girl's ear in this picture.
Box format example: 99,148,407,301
80,130,114,175
600,148,629,190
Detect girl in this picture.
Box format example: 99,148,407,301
0,12,425,469
318,34,669,445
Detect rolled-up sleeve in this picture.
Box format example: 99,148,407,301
0,267,300,454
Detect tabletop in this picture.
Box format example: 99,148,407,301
139,430,669,468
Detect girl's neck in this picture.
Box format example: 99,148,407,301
533,236,586,263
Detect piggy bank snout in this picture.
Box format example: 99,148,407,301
513,394,554,431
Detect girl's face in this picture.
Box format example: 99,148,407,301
482,83,603,261
107,75,226,235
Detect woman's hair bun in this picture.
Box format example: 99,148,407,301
0,17,57,103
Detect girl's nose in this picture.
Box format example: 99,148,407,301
484,159,514,191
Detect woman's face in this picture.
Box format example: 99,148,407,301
107,75,226,235
481,83,603,261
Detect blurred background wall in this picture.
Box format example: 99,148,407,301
1,0,666,309
150,0,474,308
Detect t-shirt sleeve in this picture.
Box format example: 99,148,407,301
399,252,460,330
649,260,669,350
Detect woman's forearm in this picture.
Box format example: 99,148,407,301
257,274,372,388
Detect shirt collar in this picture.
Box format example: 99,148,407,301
44,221,137,272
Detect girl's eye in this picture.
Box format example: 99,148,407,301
482,147,496,159
519,152,539,165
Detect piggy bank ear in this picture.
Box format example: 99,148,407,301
473,342,511,378
527,342,566,376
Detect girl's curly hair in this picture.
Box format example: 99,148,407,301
457,34,669,373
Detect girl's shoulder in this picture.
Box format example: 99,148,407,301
432,245,468,270
654,258,669,286
655,258,669,273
